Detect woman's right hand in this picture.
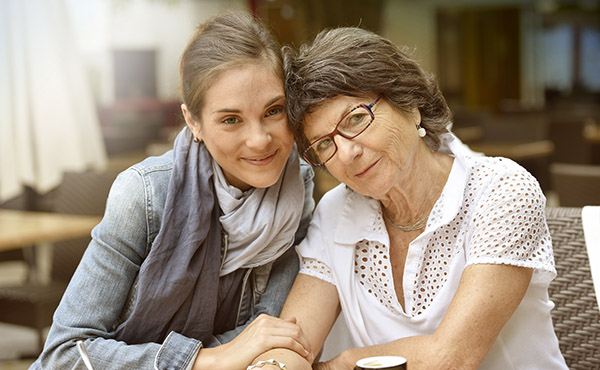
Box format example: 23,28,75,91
192,313,314,370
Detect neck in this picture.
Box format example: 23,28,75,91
380,149,453,227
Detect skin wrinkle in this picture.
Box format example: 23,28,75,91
377,109,442,225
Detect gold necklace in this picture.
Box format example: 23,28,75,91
382,210,429,231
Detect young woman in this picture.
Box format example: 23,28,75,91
31,11,314,370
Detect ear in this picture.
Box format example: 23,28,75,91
181,104,202,142
412,107,422,125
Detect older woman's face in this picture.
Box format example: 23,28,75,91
303,95,422,200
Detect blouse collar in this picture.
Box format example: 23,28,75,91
333,133,471,246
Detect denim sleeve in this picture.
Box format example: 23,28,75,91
205,161,315,347
31,168,200,370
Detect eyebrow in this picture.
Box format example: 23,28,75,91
212,95,285,114
307,101,356,143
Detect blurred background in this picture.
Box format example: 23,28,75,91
0,0,599,366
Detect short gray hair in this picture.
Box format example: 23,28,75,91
284,27,451,152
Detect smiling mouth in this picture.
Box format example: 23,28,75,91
356,159,380,177
243,150,278,165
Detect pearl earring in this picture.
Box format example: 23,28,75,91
417,124,426,138
193,136,200,143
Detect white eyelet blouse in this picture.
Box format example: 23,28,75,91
297,134,568,369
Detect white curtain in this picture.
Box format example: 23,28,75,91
0,0,107,203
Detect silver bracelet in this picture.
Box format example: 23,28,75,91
246,358,287,370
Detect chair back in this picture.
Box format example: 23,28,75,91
51,170,117,282
546,207,600,369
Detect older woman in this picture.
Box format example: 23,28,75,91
249,27,567,370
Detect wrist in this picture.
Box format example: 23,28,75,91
339,349,359,368
192,347,220,370
247,358,287,370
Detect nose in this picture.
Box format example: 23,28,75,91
334,135,361,165
245,121,272,149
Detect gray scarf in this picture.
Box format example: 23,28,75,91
213,146,303,275
114,127,303,344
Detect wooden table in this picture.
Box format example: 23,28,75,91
0,210,101,284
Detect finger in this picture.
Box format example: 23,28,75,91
262,327,314,361
251,316,305,335
244,316,314,359
253,314,298,328
263,335,314,362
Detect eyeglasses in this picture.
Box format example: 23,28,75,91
303,95,382,167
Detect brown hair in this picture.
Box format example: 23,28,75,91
179,11,282,120
284,27,451,152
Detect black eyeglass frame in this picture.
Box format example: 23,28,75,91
302,95,383,167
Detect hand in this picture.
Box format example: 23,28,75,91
313,351,356,370
193,314,314,370
313,360,340,370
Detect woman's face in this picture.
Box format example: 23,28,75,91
183,63,293,191
303,95,421,200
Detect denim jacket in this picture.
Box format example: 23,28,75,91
31,150,315,370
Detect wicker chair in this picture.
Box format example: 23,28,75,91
546,207,600,369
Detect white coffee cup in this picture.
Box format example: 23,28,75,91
354,356,407,370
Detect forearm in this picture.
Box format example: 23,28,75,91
38,243,201,369
252,348,312,370
323,265,533,370
39,328,200,370
248,275,339,370
330,334,473,370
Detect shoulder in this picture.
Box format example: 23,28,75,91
309,183,355,232
463,155,546,217
114,151,174,198
128,150,174,178
315,183,350,213
466,155,540,192
106,150,174,230
297,184,351,260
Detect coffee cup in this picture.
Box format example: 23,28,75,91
354,355,407,370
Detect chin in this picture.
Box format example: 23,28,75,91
248,170,281,189
243,155,289,189
249,178,278,189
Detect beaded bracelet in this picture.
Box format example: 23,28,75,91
246,358,287,370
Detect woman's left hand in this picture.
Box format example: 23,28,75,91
313,361,335,370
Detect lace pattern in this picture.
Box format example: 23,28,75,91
301,155,555,317
300,257,335,285
354,240,401,314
